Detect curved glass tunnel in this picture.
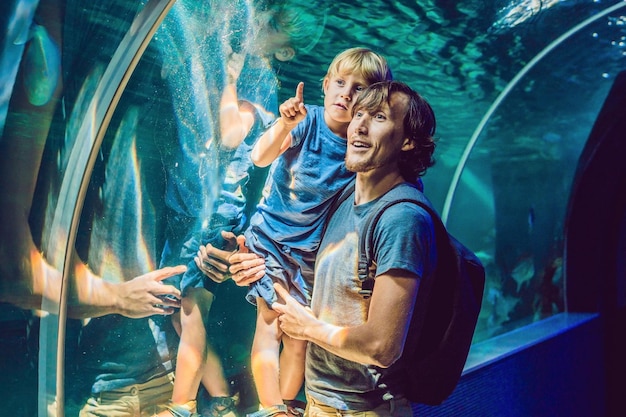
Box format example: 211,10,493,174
1,0,625,415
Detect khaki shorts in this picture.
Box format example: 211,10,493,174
72,372,175,417
305,394,413,417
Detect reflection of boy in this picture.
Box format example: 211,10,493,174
156,3,327,417
242,48,392,417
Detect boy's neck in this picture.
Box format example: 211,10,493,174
323,111,349,139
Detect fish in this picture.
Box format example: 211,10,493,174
542,132,562,143
22,23,60,106
511,256,535,292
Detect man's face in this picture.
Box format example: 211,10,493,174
345,91,411,174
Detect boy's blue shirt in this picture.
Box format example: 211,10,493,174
249,104,355,252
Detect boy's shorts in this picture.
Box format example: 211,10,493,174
160,212,242,294
244,228,315,308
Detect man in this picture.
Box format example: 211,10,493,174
223,80,438,416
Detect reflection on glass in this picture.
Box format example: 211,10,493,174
1,0,625,415
60,0,325,415
1,0,64,414
1,0,184,415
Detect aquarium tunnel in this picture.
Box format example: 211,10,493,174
1,0,625,416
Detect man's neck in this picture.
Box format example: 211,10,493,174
354,170,405,205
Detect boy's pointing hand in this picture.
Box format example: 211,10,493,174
280,82,307,126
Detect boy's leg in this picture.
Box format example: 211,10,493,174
278,336,306,403
155,288,214,416
251,298,285,411
200,342,230,397
199,342,239,417
173,288,215,403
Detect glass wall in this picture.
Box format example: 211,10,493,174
1,0,625,415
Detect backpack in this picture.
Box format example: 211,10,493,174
328,181,485,405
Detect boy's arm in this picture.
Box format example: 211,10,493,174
272,270,420,368
219,52,256,149
251,82,307,167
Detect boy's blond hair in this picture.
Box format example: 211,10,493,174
272,4,327,54
325,47,393,85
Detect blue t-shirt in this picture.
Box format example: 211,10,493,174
247,105,355,252
161,51,278,222
214,53,278,227
70,315,179,395
158,54,279,291
305,185,437,410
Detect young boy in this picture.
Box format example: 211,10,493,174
155,3,327,417
243,47,393,417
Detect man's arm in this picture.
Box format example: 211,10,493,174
272,269,420,368
66,261,184,319
0,203,184,319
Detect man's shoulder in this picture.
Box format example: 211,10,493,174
370,187,436,248
376,201,433,234
377,183,433,217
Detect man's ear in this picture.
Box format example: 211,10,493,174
401,138,415,151
274,47,295,62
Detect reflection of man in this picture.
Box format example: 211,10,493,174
0,1,185,320
54,2,187,416
0,3,185,416
226,81,438,416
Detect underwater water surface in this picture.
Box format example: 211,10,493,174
1,0,626,415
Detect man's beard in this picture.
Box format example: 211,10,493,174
345,152,393,174
344,155,369,173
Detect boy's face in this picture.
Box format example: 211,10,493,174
345,91,413,174
322,71,369,126
253,11,295,61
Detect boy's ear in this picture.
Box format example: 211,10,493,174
322,76,329,92
401,137,415,151
274,47,295,62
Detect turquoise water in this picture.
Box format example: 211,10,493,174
1,0,625,414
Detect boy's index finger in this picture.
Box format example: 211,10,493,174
295,82,304,103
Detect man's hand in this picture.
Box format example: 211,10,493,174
227,235,266,286
115,265,184,318
272,283,316,340
195,231,238,283
279,82,307,127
